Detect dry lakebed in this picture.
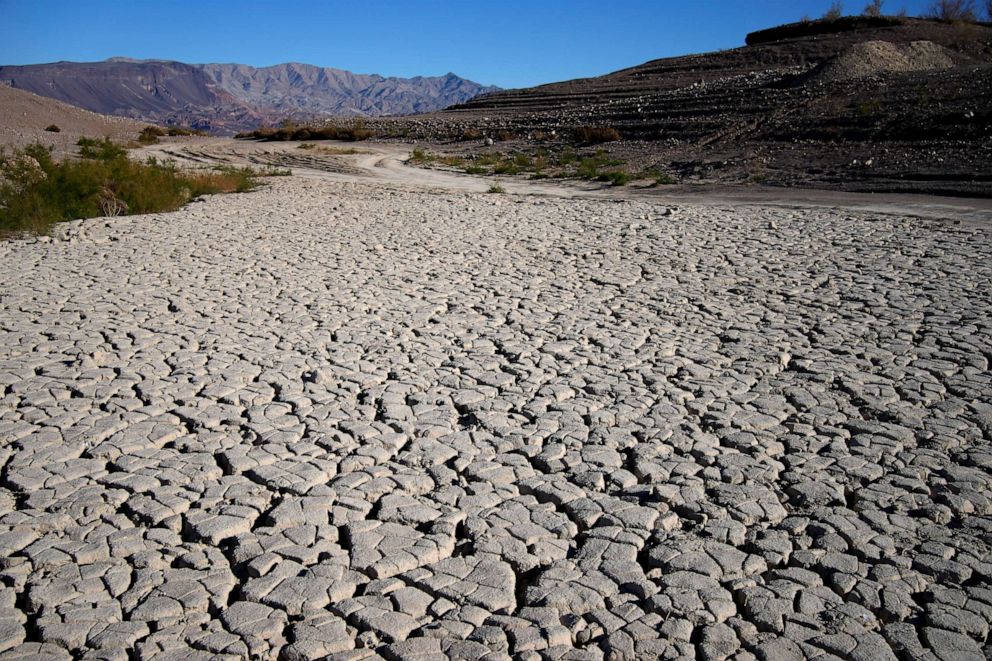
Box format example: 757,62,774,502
0,141,991,660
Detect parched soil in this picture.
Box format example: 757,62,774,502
0,143,990,659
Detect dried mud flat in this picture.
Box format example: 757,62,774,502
1,162,992,661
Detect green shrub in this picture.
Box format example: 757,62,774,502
487,184,506,194
77,137,127,160
598,171,631,186
1,141,263,237
576,150,623,180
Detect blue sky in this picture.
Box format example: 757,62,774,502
0,0,934,88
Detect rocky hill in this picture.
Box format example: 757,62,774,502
0,84,150,155
0,59,498,134
371,16,992,196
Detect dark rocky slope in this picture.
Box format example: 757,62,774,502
368,17,992,196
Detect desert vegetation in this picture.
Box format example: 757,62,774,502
43,124,61,133
235,121,374,142
138,126,166,145
408,147,675,187
0,139,270,237
824,1,845,20
572,126,622,144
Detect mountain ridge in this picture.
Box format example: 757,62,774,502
0,58,499,134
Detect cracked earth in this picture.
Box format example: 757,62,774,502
1,144,991,660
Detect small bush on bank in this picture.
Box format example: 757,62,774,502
487,184,506,193
1,140,263,237
138,126,166,144
576,150,621,179
166,126,208,136
44,124,61,133
77,137,127,160
598,171,631,186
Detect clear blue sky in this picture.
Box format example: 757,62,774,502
0,0,934,88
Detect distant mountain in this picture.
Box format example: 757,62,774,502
0,59,499,134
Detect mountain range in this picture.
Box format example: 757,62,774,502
0,59,499,134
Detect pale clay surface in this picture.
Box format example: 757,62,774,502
1,144,992,660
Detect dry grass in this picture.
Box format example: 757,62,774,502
573,126,622,144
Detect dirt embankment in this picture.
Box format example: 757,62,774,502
0,85,149,156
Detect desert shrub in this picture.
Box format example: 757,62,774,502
573,126,621,144
823,1,844,19
236,121,374,142
925,0,977,19
1,140,262,237
493,161,520,175
513,153,533,168
653,173,677,185
476,153,503,166
598,171,630,186
496,130,517,142
461,128,483,141
487,184,506,194
410,148,432,163
863,0,884,16
464,165,487,175
576,150,622,179
166,126,206,136
138,126,166,145
857,99,883,115
77,137,127,160
44,124,61,133
578,157,600,179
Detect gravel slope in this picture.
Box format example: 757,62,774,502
0,85,147,156
0,161,991,659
